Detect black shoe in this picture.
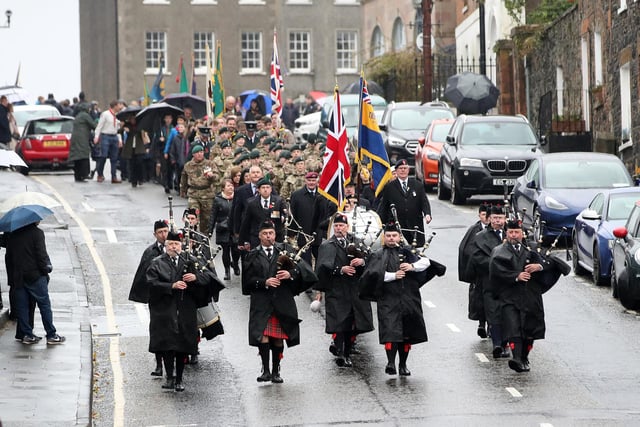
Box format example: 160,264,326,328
161,377,175,389
164,187,171,194
21,335,39,345
398,365,411,376
329,341,338,356
500,348,511,358
224,267,231,280
189,354,198,364
522,357,531,372
257,369,271,382
385,363,397,375
271,372,283,383
492,346,503,359
343,357,353,368
89,170,96,180
233,264,240,276
477,326,487,339
151,365,163,376
174,382,185,392
335,352,346,367
508,358,526,373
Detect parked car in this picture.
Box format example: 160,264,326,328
13,104,61,135
437,114,544,205
379,101,454,170
415,118,454,191
15,116,75,173
318,94,387,142
573,187,640,286
512,152,633,242
293,111,321,143
611,202,640,309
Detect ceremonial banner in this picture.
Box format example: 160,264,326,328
270,29,284,117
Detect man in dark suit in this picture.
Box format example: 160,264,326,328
377,159,432,247
231,165,263,244
240,178,288,249
129,220,169,376
288,171,320,263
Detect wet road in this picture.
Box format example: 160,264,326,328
37,171,640,426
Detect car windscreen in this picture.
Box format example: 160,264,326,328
460,122,537,145
607,193,640,220
28,120,73,135
543,160,632,189
430,123,453,143
14,109,60,127
390,109,453,131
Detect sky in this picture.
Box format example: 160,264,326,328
0,0,80,103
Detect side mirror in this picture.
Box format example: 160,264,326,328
418,136,425,146
613,227,628,239
539,135,547,146
446,135,455,144
581,209,601,221
526,180,537,189
379,124,387,131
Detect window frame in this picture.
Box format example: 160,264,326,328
241,31,263,74
193,32,215,74
145,31,167,73
336,30,358,74
288,30,311,73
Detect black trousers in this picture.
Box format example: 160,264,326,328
128,154,145,185
73,158,90,181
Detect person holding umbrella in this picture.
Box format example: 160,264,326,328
120,113,149,188
2,206,65,345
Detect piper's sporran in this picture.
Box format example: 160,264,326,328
197,302,221,329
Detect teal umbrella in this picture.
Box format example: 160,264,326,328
0,204,54,232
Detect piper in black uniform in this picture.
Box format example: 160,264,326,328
377,159,432,247
146,230,208,392
242,220,317,384
128,220,169,377
489,219,568,373
314,213,374,368
458,203,490,338
360,221,444,376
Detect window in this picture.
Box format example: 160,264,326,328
145,31,167,71
618,0,628,13
334,0,359,4
336,30,358,72
620,62,632,148
580,37,590,131
241,31,263,72
288,31,310,72
371,26,384,57
143,0,170,4
285,0,311,3
392,18,406,51
193,32,215,71
594,32,603,85
556,67,564,117
190,0,216,3
238,0,265,4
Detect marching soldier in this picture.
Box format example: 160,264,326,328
189,126,214,160
213,140,234,186
180,145,219,236
280,156,307,201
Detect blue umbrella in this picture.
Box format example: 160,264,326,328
239,89,272,117
0,204,54,232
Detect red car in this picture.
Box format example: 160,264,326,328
16,116,75,173
415,118,454,191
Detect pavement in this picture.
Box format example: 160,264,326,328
0,169,92,427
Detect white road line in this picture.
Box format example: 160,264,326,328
475,353,490,363
134,303,150,325
446,323,461,333
540,423,554,427
423,300,436,308
82,202,95,212
34,177,125,427
506,387,522,397
105,228,118,243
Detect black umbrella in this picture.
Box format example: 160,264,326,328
342,80,384,96
161,93,207,119
116,105,142,122
135,102,184,132
444,72,500,115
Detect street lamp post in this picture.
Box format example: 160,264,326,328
0,10,12,28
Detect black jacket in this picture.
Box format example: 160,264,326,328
129,240,164,303
239,194,288,248
4,224,51,287
231,182,257,236
209,192,234,242
377,178,431,246
289,186,321,247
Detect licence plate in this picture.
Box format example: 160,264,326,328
43,140,67,148
493,178,516,186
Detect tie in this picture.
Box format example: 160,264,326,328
402,181,408,193
263,199,269,209
172,256,179,266
252,185,257,196
513,244,521,253
266,247,272,259
496,230,502,240
339,238,346,248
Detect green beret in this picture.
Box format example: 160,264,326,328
256,130,269,139
278,150,292,160
220,140,232,149
291,144,302,151
233,147,248,156
218,126,229,133
233,153,250,165
307,133,317,143
191,145,204,154
233,133,247,142
257,177,272,187
249,149,261,159
263,137,275,146
293,156,305,164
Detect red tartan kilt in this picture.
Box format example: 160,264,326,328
263,315,289,339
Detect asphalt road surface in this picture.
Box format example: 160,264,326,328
35,171,640,426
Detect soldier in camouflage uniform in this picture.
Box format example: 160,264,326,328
279,156,307,201
213,140,234,188
180,145,220,236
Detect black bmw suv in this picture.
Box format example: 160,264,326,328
437,114,545,205
379,101,454,169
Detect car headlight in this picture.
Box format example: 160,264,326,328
544,195,568,210
425,148,440,160
388,136,405,147
459,158,483,168
634,249,640,265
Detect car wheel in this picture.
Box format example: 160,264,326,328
611,261,619,299
437,167,450,200
449,171,466,205
592,245,609,286
572,235,588,276
617,268,640,310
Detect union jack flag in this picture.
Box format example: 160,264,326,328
318,87,350,209
270,29,284,117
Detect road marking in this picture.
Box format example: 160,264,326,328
105,228,118,243
34,177,125,427
446,323,461,333
423,300,436,308
82,201,95,212
506,387,522,397
475,353,490,363
134,303,150,325
540,424,554,427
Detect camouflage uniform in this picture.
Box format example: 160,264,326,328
279,170,306,201
180,157,219,235
213,154,234,187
